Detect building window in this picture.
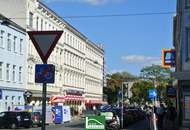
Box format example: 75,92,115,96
41,19,43,30
0,62,2,80
12,96,15,100
12,65,16,82
7,33,11,51
6,64,10,81
49,24,51,30
0,30,4,48
45,21,47,30
13,36,17,52
36,16,39,30
29,12,33,27
19,66,22,82
19,39,23,54
186,0,190,7
187,28,190,60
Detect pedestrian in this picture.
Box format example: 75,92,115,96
165,102,177,130
156,104,165,130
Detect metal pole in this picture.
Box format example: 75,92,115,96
152,80,157,130
121,82,124,129
42,82,47,130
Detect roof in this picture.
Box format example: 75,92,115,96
0,13,26,33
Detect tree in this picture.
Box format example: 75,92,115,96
130,80,154,103
104,71,136,104
140,64,173,101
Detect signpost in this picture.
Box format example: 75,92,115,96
28,31,63,130
148,89,157,130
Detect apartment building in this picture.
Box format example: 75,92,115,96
172,0,190,129
0,0,104,111
0,14,26,112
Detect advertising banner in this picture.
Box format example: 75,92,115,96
85,116,105,130
62,106,71,122
33,106,53,124
52,106,63,124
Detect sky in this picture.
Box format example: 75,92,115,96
43,0,176,76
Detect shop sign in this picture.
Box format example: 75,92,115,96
85,116,105,130
167,86,176,98
162,49,176,68
66,89,83,95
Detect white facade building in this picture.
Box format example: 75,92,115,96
0,14,26,112
0,0,104,111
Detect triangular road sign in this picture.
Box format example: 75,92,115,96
27,31,63,63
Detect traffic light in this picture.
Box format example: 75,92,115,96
162,49,176,68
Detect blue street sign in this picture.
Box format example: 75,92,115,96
35,64,55,83
0,89,2,99
148,89,157,99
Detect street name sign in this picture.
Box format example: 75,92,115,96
35,64,55,83
27,31,63,63
85,116,105,130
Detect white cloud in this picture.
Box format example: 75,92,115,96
121,55,161,65
43,0,125,5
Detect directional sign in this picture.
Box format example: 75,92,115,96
35,64,55,83
27,31,63,63
149,89,157,99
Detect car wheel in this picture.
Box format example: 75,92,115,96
10,123,17,129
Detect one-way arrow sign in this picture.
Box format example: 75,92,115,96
27,31,63,63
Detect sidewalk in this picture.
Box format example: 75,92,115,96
121,119,150,130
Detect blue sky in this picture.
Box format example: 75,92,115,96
43,0,176,76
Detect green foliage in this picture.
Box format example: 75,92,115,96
130,64,173,103
130,80,154,103
104,71,136,104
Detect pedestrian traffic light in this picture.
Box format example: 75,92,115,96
162,49,176,68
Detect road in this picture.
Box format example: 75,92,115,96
0,119,150,130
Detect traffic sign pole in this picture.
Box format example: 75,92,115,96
27,31,63,130
42,82,47,130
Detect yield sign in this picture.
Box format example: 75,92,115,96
27,31,63,63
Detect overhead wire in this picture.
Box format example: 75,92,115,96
7,11,176,20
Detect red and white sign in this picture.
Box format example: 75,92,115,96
27,31,63,63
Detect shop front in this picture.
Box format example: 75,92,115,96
50,89,85,116
85,98,103,110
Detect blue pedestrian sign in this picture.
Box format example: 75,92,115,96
35,64,55,83
148,89,157,99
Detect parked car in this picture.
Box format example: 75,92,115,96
100,111,120,130
0,111,31,129
80,110,98,118
31,112,42,127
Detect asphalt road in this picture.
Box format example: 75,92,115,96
0,119,84,130
0,118,150,130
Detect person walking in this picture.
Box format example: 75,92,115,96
165,102,177,130
156,104,165,130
